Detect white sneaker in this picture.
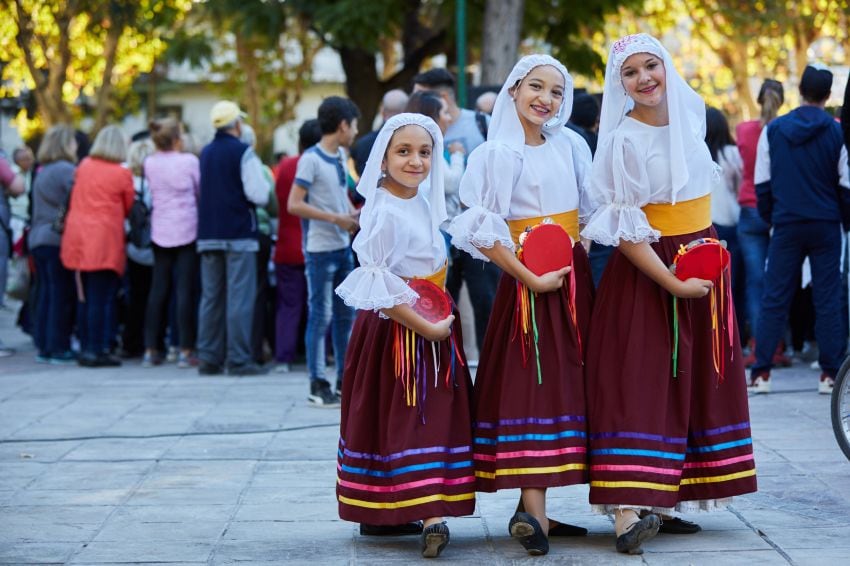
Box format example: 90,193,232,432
748,375,771,394
818,375,834,395
275,362,291,373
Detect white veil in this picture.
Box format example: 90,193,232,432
489,54,574,154
356,112,446,230
597,33,706,202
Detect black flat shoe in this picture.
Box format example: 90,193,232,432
548,520,588,537
420,521,449,558
509,512,549,556
616,514,660,555
659,517,702,534
359,522,424,536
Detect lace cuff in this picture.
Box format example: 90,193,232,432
580,203,661,247
447,205,514,262
335,266,418,312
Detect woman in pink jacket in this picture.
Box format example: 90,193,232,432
61,125,134,367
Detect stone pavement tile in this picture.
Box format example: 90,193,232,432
136,460,255,491
70,541,214,563
669,511,749,532
162,433,272,460
93,505,231,542
0,541,83,563
734,506,846,530
62,437,177,461
263,426,339,461
786,546,850,566
0,520,101,544
637,527,773,553
233,492,337,522
25,461,153,490
0,462,49,489
0,489,13,504
0,505,115,525
0,441,81,463
757,526,850,549
212,537,353,563
643,549,786,565
252,460,337,488
222,517,355,541
126,487,244,506
7,488,131,506
238,486,332,505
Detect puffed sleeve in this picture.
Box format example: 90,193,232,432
335,207,418,313
447,142,518,261
580,130,660,246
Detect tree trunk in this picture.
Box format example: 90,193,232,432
92,20,125,133
716,45,758,121
480,0,525,85
340,47,382,132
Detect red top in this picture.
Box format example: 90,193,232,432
273,155,305,265
60,157,134,275
736,120,762,208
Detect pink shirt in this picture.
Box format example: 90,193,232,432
145,151,200,248
736,120,762,208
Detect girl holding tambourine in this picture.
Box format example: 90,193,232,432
448,55,594,556
581,34,756,555
335,114,474,559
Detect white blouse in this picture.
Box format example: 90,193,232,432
582,117,718,247
335,187,447,312
448,129,592,262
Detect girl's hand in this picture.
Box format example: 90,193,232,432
527,266,571,294
423,315,455,342
671,277,712,299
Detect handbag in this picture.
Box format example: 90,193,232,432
127,162,152,249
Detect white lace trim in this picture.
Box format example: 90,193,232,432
591,497,732,516
335,266,419,317
336,286,418,312
448,205,515,262
580,203,661,247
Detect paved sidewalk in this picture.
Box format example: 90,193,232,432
1,305,850,565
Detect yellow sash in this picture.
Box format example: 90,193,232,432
507,209,579,246
408,261,448,290
641,194,711,237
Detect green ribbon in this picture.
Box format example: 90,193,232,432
531,291,542,384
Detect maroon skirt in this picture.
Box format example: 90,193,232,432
472,244,593,492
586,227,757,510
337,306,475,525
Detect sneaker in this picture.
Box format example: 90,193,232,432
309,379,341,408
748,371,771,394
335,378,343,396
48,351,77,365
142,351,163,368
177,351,198,369
228,363,268,377
819,374,835,395
198,361,223,376
35,352,50,363
275,362,291,373
1,347,15,358
166,346,179,363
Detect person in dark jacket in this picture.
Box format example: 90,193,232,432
750,64,850,395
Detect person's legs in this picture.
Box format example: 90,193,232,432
753,224,806,380
122,259,151,357
251,234,272,363
305,251,334,383
464,257,500,352
737,207,771,336
30,246,50,356
330,249,355,389
224,250,256,368
174,244,199,351
197,251,226,367
808,222,846,378
144,245,176,353
41,246,74,356
274,263,306,363
84,270,119,356
0,226,9,307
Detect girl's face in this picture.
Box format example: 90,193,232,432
620,53,666,108
511,65,565,130
381,125,433,196
437,98,452,134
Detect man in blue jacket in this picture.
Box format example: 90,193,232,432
750,64,850,395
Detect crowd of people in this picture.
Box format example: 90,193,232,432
1,30,849,560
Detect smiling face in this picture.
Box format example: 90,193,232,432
510,65,565,135
620,53,666,109
381,124,433,197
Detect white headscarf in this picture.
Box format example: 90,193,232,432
356,112,447,231
489,54,574,154
598,33,706,201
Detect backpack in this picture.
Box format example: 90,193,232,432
474,110,489,140
128,163,152,249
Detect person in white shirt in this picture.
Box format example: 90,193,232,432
581,33,756,555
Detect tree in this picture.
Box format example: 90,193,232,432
480,0,525,86
1,0,191,137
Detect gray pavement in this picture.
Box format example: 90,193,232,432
1,302,850,565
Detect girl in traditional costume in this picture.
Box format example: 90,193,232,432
581,33,757,555
448,55,594,556
335,113,475,559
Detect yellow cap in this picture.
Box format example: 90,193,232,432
210,100,246,129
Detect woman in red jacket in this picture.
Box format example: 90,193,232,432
61,125,135,367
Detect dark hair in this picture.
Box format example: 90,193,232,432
799,65,833,104
413,68,456,91
404,91,443,124
317,96,361,135
757,79,784,125
705,107,735,163
149,117,181,150
298,119,323,153
570,93,600,130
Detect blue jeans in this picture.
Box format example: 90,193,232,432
79,270,119,356
737,206,770,335
754,221,847,377
31,246,75,356
305,248,354,383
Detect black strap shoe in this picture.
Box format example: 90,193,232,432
359,522,423,536
420,521,449,558
509,512,549,556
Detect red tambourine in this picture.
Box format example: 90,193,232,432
670,238,730,281
407,279,452,323
518,223,573,276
